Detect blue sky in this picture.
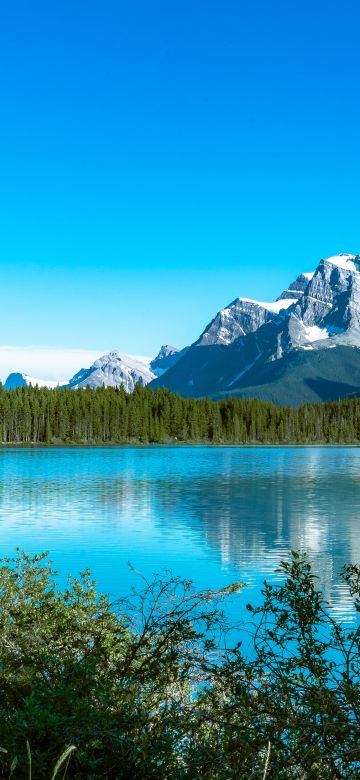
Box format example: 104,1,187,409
1,0,360,373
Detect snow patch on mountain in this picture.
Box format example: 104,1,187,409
239,297,295,313
323,253,360,272
302,325,330,343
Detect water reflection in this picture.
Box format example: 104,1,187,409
0,447,359,622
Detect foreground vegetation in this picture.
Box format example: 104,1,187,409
0,551,359,778
1,384,360,443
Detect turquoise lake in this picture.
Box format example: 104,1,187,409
1,446,360,625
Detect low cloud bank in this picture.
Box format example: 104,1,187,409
0,346,106,384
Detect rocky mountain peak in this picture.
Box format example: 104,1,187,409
267,253,360,355
196,267,319,349
153,345,179,361
150,345,188,378
204,298,294,347
277,272,314,301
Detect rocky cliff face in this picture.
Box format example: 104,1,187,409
196,269,313,347
195,298,293,346
276,272,313,301
268,254,360,357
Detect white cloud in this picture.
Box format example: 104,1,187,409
0,346,107,384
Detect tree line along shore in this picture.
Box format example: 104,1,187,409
0,384,359,444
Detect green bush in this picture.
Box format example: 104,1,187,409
0,551,359,778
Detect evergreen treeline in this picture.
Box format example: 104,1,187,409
0,383,360,444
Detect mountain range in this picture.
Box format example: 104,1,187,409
5,253,360,406
3,347,186,393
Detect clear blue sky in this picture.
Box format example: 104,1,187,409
1,0,360,357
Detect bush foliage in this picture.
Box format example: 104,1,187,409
0,552,359,778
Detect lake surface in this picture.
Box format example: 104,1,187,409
1,446,360,625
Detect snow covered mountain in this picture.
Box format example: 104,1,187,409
66,346,190,391
196,272,311,347
299,254,360,346
259,253,360,357
151,254,360,405
3,373,62,390
67,351,156,391
196,297,294,346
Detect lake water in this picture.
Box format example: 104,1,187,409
1,446,360,625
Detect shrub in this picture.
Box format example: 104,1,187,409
0,551,359,778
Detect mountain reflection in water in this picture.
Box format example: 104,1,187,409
0,446,359,624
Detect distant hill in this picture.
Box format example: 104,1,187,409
3,373,61,390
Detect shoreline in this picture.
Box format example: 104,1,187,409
1,442,360,449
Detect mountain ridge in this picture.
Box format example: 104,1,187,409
151,253,360,405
